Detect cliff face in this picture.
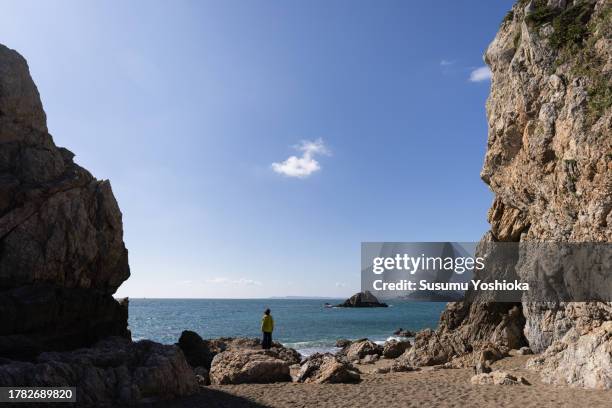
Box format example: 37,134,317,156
0,44,198,403
407,0,611,389
0,43,131,359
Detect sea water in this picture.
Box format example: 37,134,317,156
129,299,445,356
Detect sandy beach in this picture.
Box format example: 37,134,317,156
154,354,611,408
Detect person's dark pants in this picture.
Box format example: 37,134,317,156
262,331,272,349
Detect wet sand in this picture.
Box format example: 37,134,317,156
156,354,611,408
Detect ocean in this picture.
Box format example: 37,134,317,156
129,298,446,356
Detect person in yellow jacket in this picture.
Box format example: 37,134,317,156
261,308,274,349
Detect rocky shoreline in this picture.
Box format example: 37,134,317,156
0,0,610,405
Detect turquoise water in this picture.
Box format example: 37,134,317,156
129,299,446,356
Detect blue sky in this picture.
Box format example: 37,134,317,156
1,0,514,298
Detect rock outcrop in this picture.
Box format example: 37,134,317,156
0,337,197,405
526,320,612,389
295,353,360,384
0,43,130,359
407,0,611,389
470,371,530,386
177,331,302,370
336,291,388,307
209,349,291,385
0,44,197,403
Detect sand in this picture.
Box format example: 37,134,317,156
154,354,611,408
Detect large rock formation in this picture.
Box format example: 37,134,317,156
407,0,611,389
0,44,197,403
0,43,130,359
0,337,197,405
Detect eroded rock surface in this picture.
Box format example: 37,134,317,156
177,332,302,370
382,339,411,359
341,339,383,362
209,349,291,385
0,44,197,403
470,371,530,386
0,43,130,358
0,337,197,405
408,0,611,389
295,353,360,384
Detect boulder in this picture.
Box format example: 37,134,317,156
177,331,214,369
295,353,360,384
470,371,530,386
0,337,197,405
177,333,301,369
269,345,301,365
0,43,130,358
336,291,388,307
382,339,411,359
209,349,291,385
398,329,458,366
343,339,383,362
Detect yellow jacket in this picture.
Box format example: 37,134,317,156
261,314,274,333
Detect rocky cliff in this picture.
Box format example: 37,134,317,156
0,44,197,402
0,43,131,359
406,0,611,389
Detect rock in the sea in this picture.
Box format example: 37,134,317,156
0,337,197,405
343,339,383,362
336,291,388,307
209,349,291,385
382,339,411,359
0,43,130,358
470,371,530,386
295,353,360,384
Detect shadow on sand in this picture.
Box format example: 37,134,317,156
145,388,271,408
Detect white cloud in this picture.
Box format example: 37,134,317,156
440,59,455,66
469,66,492,82
335,282,347,288
272,138,330,178
205,277,263,286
